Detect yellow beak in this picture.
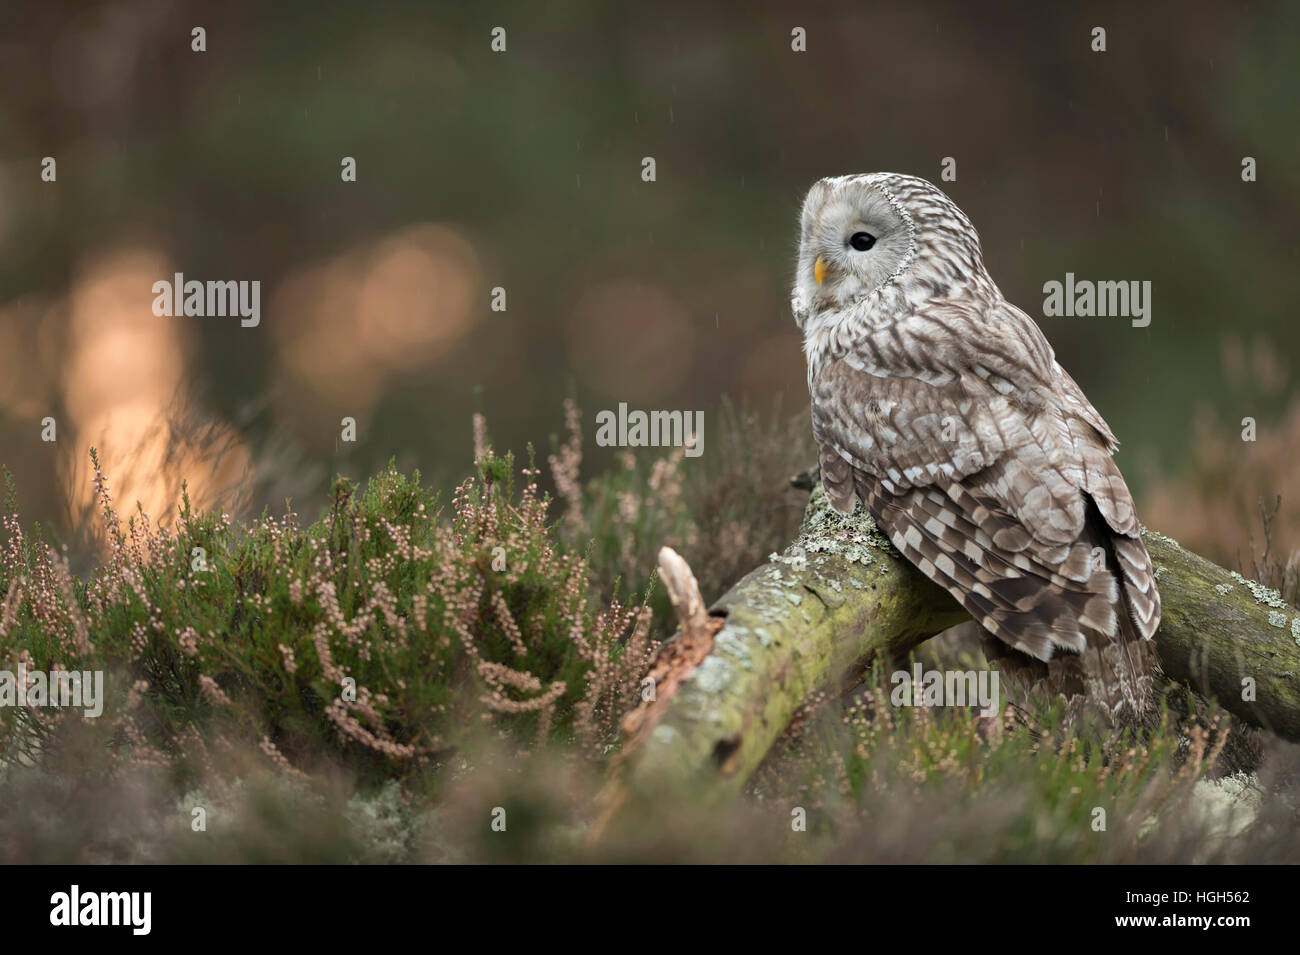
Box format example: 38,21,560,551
814,255,829,286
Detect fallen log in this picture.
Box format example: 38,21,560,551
603,483,1300,810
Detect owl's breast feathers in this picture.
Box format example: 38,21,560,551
809,296,1161,720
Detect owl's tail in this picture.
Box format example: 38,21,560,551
1052,578,1159,725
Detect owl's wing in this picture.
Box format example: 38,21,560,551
811,297,1159,715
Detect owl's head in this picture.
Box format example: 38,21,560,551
792,173,985,326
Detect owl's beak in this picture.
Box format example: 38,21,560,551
813,255,830,286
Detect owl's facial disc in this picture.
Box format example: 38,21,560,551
796,178,912,314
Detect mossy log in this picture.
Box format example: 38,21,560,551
603,484,1300,809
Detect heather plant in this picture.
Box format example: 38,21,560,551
0,443,657,793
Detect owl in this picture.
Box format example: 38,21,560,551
792,173,1160,721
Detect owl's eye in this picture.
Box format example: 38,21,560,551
849,232,876,251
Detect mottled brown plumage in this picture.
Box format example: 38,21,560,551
793,173,1160,722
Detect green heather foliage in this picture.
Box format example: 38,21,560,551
0,446,656,791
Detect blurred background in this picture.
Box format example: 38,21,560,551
0,0,1297,571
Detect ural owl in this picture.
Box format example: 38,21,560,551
792,173,1160,720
